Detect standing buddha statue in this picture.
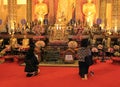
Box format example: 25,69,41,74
83,0,96,27
35,0,48,24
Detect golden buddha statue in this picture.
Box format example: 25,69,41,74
83,0,96,27
9,34,18,49
56,0,76,24
35,0,48,24
21,35,30,49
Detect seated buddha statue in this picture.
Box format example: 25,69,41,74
83,0,96,27
35,0,48,24
9,34,18,49
21,35,30,49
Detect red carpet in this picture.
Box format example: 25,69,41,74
0,60,120,87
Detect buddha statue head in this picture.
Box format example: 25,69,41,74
87,0,93,3
38,0,44,3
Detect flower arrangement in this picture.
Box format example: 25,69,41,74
114,52,120,57
113,45,120,57
35,40,45,48
90,44,120,57
97,44,103,50
113,45,119,51
68,41,78,49
107,47,114,53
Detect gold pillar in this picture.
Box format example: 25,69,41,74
106,1,112,30
8,0,17,22
48,0,55,24
27,0,32,23
99,0,107,29
112,0,120,31
95,0,100,19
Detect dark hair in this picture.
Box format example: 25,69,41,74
81,38,89,47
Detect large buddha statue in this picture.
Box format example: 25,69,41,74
35,0,48,24
56,0,76,24
83,0,96,27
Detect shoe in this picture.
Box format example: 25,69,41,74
33,72,38,76
90,71,94,76
26,73,33,77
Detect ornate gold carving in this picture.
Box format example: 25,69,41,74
27,0,32,23
49,24,69,42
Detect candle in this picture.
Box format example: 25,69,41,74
114,26,117,33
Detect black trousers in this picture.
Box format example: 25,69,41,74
78,61,89,78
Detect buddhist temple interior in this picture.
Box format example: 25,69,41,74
0,0,120,64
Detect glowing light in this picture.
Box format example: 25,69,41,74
3,0,7,5
17,0,26,5
114,26,117,33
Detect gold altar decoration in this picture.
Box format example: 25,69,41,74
34,0,48,24
49,23,69,42
27,0,32,23
83,0,96,27
0,39,3,45
106,37,111,48
7,0,17,35
8,0,17,24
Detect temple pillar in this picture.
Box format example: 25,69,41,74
99,0,107,29
95,0,100,19
106,0,112,30
112,0,120,32
27,0,32,23
8,0,17,23
48,0,55,25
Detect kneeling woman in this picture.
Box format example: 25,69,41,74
77,39,92,80
24,44,40,77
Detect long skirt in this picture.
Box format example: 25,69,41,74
78,61,89,78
